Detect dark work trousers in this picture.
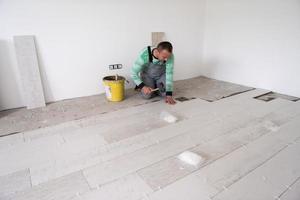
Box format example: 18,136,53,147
140,61,166,99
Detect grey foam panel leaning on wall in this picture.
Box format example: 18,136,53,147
14,35,45,109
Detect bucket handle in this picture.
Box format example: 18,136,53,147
114,74,129,83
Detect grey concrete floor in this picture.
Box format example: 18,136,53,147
0,76,254,137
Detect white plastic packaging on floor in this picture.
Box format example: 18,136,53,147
177,151,204,166
160,111,178,123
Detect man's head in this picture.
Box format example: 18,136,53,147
154,41,173,61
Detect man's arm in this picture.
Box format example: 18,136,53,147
131,48,148,89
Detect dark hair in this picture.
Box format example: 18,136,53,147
157,41,173,53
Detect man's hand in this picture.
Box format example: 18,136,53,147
165,96,176,105
142,86,153,95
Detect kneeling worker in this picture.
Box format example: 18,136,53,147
131,41,176,105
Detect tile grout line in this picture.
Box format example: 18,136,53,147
80,169,93,191
278,176,300,199
28,168,33,188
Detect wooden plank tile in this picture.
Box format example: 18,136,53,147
142,173,218,200
60,124,107,145
138,156,199,191
97,112,168,143
23,121,80,142
213,139,300,200
0,134,62,177
0,169,31,200
73,173,152,200
30,127,107,185
0,133,24,151
10,172,90,200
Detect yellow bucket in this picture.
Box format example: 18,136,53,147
103,75,125,102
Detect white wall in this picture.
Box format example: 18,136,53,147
202,0,300,97
3,0,299,111
0,0,206,110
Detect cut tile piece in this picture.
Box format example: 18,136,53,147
30,126,107,185
0,169,31,200
23,121,80,142
0,133,24,150
60,124,107,145
138,156,199,191
10,172,90,200
0,132,63,177
14,35,45,109
143,173,218,200
99,112,169,143
76,173,152,200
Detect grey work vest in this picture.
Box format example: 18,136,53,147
141,46,166,79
